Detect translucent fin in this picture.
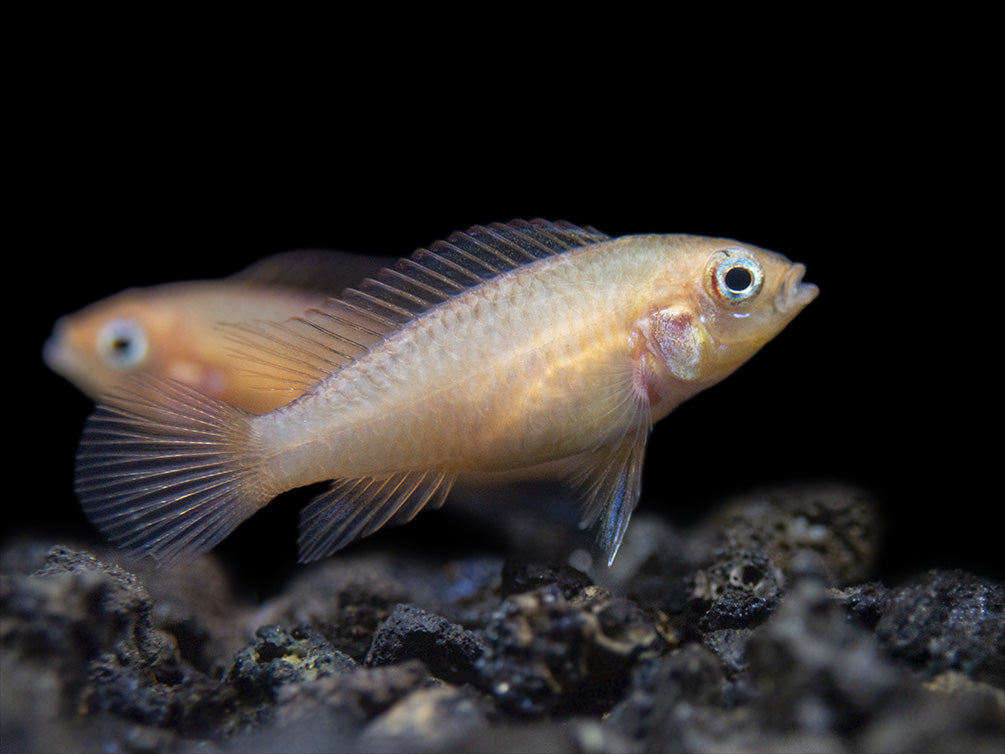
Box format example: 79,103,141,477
229,249,396,295
327,219,609,327
74,377,268,565
562,357,653,566
220,220,610,391
297,470,456,562
404,219,609,298
566,426,649,566
221,306,385,391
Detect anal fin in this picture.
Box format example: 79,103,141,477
297,470,456,562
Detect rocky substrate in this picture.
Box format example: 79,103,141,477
2,483,1003,753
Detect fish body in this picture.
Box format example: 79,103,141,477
74,220,818,565
44,250,392,413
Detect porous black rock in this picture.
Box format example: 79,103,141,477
604,642,728,744
623,483,882,644
357,684,491,753
745,571,906,735
0,546,235,746
687,547,783,634
711,482,881,586
3,483,1003,752
499,559,594,599
475,582,672,716
875,568,1005,685
228,624,357,708
364,602,486,686
273,658,432,729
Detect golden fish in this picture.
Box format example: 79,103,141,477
44,250,392,413
74,220,818,566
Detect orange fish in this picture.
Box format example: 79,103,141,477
74,220,818,565
44,250,391,413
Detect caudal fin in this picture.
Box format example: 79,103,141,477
74,378,269,565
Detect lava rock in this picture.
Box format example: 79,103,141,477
0,546,233,744
830,580,890,630
500,559,594,599
688,546,783,633
698,627,756,680
250,556,419,663
745,572,905,735
712,482,881,586
251,553,503,658
875,569,1005,685
364,602,486,686
605,642,727,744
271,658,435,737
357,684,490,753
228,624,356,709
4,480,1002,753
1,548,181,708
475,582,671,716
656,484,881,642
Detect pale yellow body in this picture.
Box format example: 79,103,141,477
74,221,817,566
45,250,391,412
258,238,695,487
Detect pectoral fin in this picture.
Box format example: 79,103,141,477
564,422,650,566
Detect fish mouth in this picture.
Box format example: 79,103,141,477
43,319,81,381
775,263,819,314
42,326,68,375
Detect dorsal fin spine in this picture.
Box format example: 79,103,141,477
330,297,405,330
308,304,394,339
344,288,419,321
394,258,467,297
491,225,557,258
293,317,370,357
225,322,337,383
378,267,450,304
413,248,486,286
450,233,520,270
462,225,541,262
434,239,505,275
361,277,434,311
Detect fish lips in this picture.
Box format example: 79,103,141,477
775,263,819,314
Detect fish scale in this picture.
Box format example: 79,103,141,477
74,220,817,566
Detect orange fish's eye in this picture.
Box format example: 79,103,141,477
97,318,149,370
706,250,764,304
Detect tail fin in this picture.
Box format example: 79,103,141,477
74,377,269,565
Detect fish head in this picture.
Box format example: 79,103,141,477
44,289,172,400
643,237,818,404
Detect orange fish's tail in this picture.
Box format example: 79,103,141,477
74,377,270,565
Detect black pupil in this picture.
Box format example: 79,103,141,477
724,266,752,292
111,337,132,352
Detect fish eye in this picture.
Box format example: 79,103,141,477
97,319,149,370
706,250,764,304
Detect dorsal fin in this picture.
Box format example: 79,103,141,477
341,219,609,323
229,249,395,295
224,220,610,391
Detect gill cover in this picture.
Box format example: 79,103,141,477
650,306,708,381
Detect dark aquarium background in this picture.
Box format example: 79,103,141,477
17,72,998,589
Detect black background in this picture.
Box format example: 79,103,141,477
13,26,999,589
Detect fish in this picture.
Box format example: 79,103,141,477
44,250,393,413
73,219,818,566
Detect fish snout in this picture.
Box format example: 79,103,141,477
43,320,70,374
775,263,819,314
